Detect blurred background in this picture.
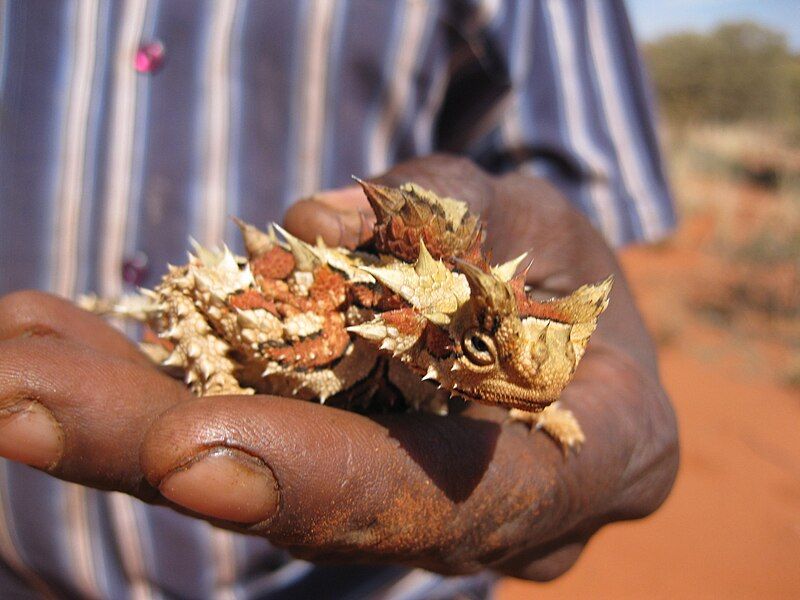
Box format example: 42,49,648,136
501,1,800,598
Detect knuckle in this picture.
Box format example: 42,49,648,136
0,289,47,316
0,290,62,338
0,336,63,397
598,352,679,518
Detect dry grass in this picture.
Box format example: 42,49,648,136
638,122,799,387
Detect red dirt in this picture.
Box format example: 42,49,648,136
497,244,800,600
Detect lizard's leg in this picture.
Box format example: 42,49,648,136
508,401,585,451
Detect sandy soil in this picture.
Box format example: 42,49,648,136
497,244,800,600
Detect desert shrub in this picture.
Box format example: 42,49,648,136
644,22,800,136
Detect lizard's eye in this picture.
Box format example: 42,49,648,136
462,328,496,366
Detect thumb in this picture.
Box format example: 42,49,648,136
138,394,560,570
283,185,374,248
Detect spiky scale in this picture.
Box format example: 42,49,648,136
422,366,438,381
491,252,529,282
163,350,186,368
81,179,611,451
233,216,274,256
272,223,319,272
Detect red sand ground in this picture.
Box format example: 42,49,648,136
497,245,800,600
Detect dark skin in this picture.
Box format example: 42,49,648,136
0,155,678,581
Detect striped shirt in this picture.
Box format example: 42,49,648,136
0,0,674,598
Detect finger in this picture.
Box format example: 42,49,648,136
283,185,374,247
0,321,655,576
141,395,571,572
0,290,152,367
0,335,187,496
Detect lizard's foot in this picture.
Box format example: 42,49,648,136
509,402,585,452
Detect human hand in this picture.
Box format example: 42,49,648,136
285,155,679,576
0,155,677,580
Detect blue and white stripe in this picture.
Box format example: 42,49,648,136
0,1,674,597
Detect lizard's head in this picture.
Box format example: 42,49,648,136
430,261,612,411
349,241,612,412
344,180,612,412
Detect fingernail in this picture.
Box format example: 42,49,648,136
159,448,279,524
0,401,63,469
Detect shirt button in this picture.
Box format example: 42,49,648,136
134,40,165,73
122,252,149,286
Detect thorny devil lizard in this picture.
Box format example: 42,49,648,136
81,180,613,451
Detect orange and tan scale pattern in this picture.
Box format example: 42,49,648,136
86,181,613,449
